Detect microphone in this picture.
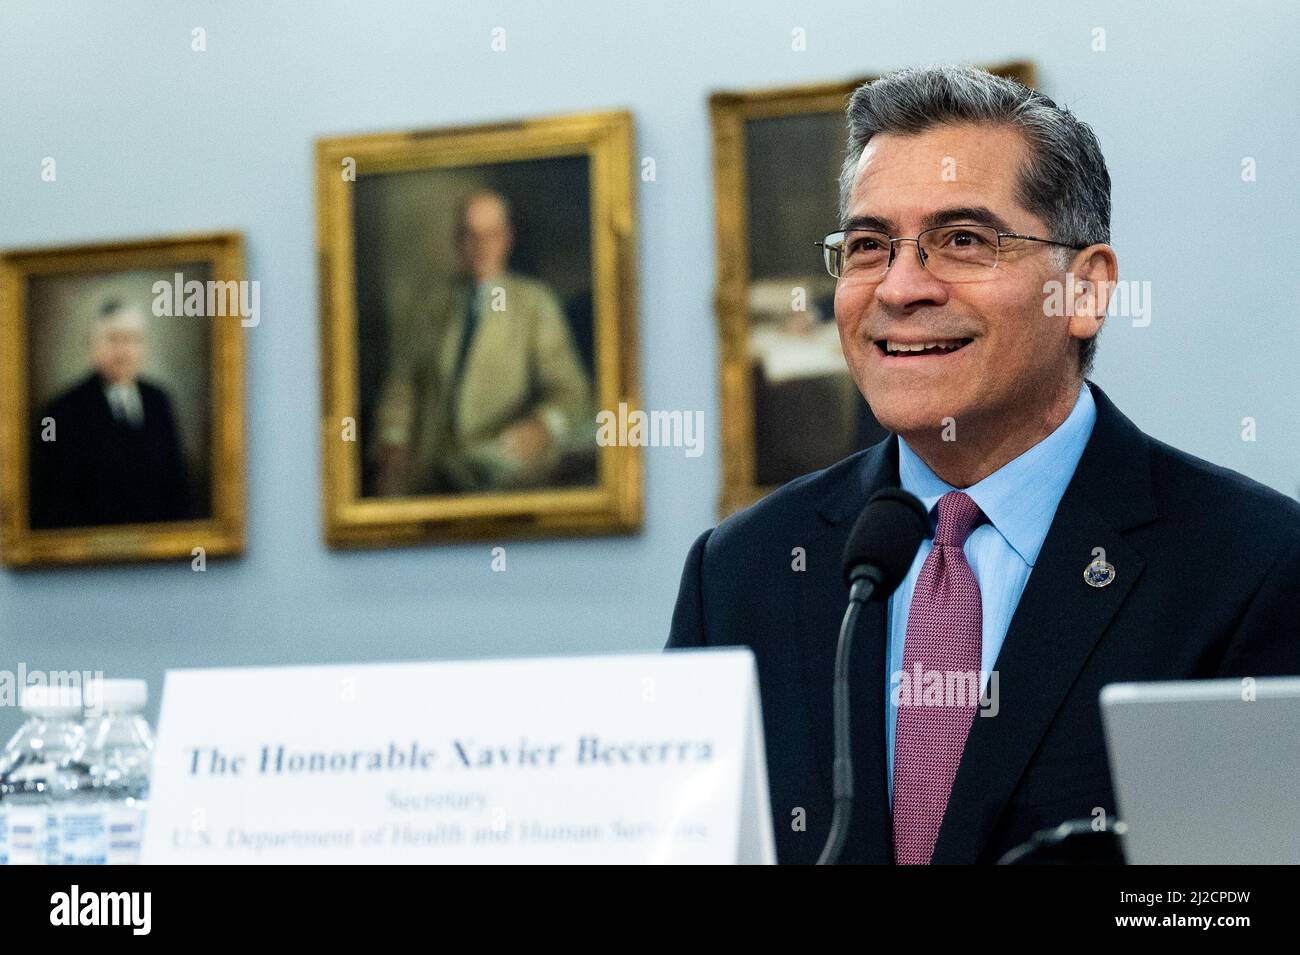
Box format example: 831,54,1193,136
816,486,929,865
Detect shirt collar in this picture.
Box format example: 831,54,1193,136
896,381,1097,567
102,380,140,399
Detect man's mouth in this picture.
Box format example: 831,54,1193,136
874,337,974,358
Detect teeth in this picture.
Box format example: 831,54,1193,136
884,339,965,354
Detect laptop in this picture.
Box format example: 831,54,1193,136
1100,677,1300,864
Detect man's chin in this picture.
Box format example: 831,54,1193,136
864,394,965,439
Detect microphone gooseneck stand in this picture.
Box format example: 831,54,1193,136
815,569,881,866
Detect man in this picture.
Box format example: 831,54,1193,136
374,189,592,495
31,300,192,529
667,65,1300,865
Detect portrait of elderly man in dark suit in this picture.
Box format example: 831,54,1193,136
30,299,192,529
668,65,1300,865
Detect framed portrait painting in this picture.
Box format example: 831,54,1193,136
317,110,641,547
710,61,1036,514
0,232,247,567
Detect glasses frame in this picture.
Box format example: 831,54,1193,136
816,224,1088,281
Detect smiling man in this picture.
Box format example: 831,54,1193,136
667,65,1300,865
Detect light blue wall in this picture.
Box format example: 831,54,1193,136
2,0,1297,738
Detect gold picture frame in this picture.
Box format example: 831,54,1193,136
317,110,642,548
710,62,1037,515
0,232,247,567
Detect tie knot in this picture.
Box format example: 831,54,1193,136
933,490,983,548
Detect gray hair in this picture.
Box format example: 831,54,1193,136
839,64,1111,374
91,298,146,341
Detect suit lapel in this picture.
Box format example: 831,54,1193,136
795,435,899,863
931,382,1158,863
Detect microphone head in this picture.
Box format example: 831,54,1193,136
841,487,930,595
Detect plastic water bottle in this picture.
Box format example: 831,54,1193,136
53,721,106,866
79,679,153,865
0,685,87,865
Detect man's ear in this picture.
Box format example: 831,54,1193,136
1066,244,1119,345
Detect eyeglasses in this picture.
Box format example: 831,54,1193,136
816,224,1086,281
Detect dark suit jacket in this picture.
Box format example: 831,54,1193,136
30,372,193,529
667,382,1300,864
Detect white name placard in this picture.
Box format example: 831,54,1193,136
141,649,774,864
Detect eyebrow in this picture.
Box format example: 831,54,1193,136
841,205,1016,234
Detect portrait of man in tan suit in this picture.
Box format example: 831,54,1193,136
372,189,594,496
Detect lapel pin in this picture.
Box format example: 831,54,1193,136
1084,557,1116,588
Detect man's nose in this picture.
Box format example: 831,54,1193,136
873,239,948,310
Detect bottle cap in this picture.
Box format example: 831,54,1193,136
92,678,148,712
20,684,83,716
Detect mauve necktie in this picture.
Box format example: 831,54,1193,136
893,489,985,865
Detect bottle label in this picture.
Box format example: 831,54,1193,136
5,807,45,865
58,806,107,865
104,804,146,866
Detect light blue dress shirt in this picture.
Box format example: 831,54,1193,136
885,382,1097,802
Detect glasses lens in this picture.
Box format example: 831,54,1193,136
835,230,891,279
919,225,999,280
821,233,845,277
